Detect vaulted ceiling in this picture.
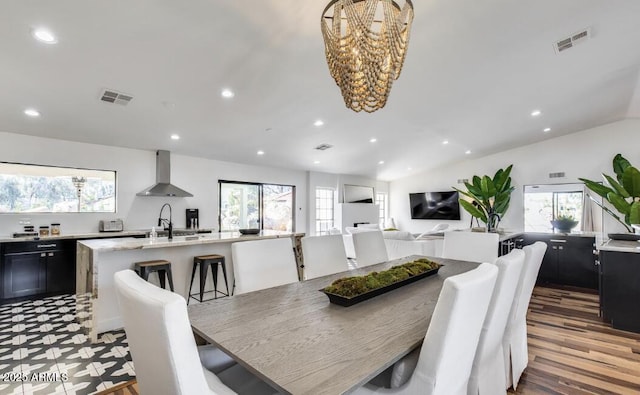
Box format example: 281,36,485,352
1,0,639,180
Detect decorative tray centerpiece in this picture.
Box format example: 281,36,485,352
322,258,441,307
238,228,260,235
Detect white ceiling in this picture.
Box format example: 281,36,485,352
1,0,639,181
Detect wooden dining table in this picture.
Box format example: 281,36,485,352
187,255,478,395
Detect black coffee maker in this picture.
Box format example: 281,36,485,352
186,208,199,229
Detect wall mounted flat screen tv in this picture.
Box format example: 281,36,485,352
409,191,461,220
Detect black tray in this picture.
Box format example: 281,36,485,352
239,228,260,235
322,266,441,307
608,233,640,241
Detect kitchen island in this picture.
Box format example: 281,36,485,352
77,230,304,342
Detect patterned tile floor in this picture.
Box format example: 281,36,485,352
0,294,134,395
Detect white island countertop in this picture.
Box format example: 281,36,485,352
597,239,640,253
78,230,303,252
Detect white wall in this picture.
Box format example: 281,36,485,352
0,132,307,235
390,119,640,234
306,171,389,235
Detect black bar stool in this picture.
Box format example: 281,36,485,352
134,259,174,291
187,254,229,304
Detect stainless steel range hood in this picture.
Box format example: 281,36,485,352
136,150,193,197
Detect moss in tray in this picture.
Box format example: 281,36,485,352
324,259,440,298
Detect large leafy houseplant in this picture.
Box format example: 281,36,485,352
579,154,640,233
453,165,514,232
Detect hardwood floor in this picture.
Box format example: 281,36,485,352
510,286,640,394
98,286,640,395
94,379,138,395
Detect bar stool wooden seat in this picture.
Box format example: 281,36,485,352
187,254,229,304
133,259,174,292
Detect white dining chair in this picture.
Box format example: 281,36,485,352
503,242,547,389
442,231,499,263
353,230,389,267
353,263,499,395
231,237,299,294
114,270,275,395
301,235,349,279
468,249,525,395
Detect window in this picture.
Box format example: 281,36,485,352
219,181,295,232
376,192,387,226
524,184,584,232
0,162,116,213
315,188,335,235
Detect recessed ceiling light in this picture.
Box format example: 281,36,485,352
442,140,449,145
24,108,40,117
407,167,412,171
32,28,57,44
313,160,320,165
378,160,385,165
370,138,377,143
170,134,180,140
257,150,265,155
314,120,324,127
465,150,471,155
543,127,551,133
221,89,235,98
531,110,542,117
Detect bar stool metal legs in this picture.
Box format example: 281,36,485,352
134,260,174,292
187,254,229,304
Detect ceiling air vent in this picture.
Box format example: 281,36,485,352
549,172,566,179
457,178,469,184
554,28,591,53
100,89,134,106
314,143,333,151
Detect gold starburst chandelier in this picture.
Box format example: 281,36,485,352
321,0,414,113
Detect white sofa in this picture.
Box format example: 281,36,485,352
384,235,443,260
342,228,443,260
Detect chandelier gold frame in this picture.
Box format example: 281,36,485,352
321,0,414,113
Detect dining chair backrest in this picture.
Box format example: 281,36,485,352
352,230,389,267
114,270,216,395
301,235,349,280
402,263,498,395
503,241,547,389
231,237,299,294
442,231,499,263
468,249,525,395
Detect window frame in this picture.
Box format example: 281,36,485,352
218,179,296,232
376,192,387,226
315,187,335,236
0,161,118,214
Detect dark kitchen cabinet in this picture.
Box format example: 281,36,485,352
523,234,597,289
1,240,76,301
2,251,47,298
599,250,640,333
46,246,75,294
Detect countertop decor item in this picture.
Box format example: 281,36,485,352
551,215,579,232
239,228,260,235
607,233,640,241
453,165,515,233
322,258,440,306
321,0,414,113
580,154,640,233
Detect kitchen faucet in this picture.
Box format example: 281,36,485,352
158,203,173,240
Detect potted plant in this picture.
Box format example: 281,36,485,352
453,165,515,232
551,214,579,233
579,154,640,233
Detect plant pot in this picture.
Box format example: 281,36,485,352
551,219,578,233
